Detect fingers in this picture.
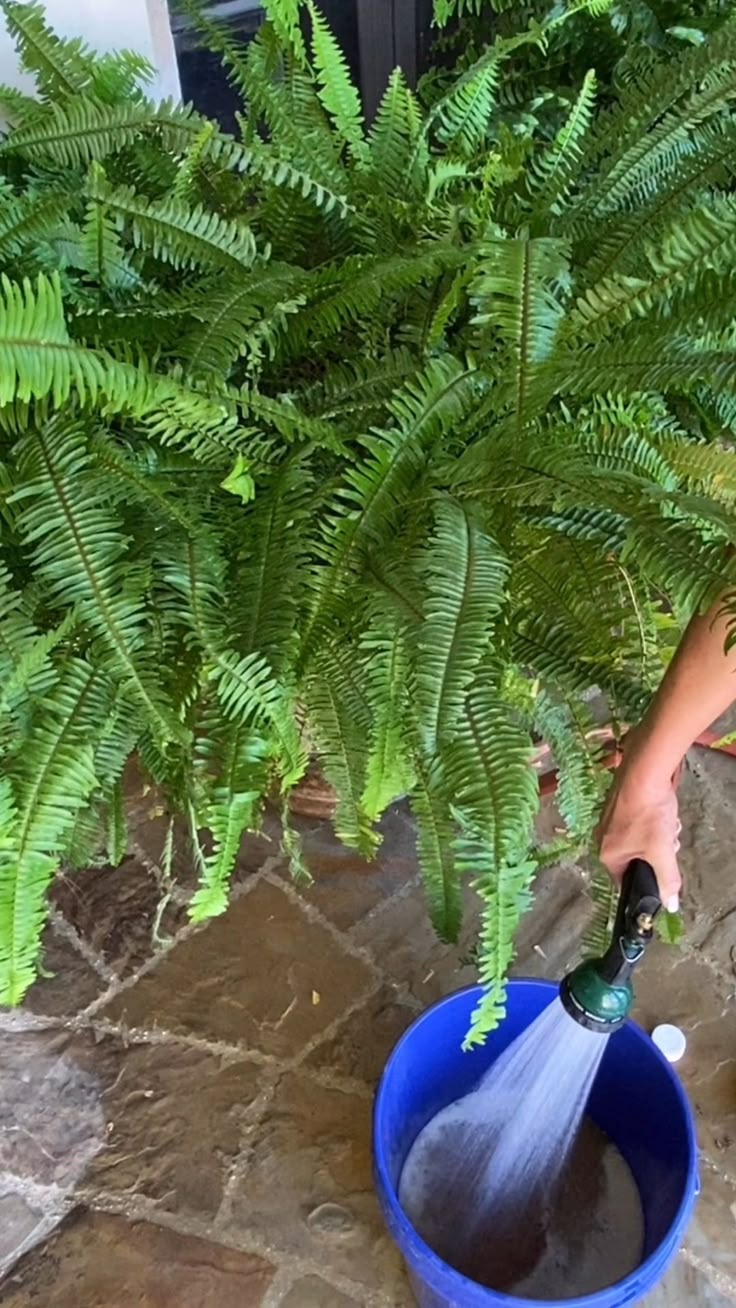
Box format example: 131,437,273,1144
652,843,682,913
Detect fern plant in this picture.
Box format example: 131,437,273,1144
1,0,735,1043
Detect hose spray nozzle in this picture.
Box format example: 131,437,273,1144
560,859,662,1034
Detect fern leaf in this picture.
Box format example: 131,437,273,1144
306,0,365,157
366,69,426,196
471,236,569,433
464,856,538,1046
263,0,306,62
425,25,546,157
304,650,377,856
87,170,257,274
361,619,414,821
81,197,139,291
0,659,104,1004
3,96,200,169
528,70,597,218
415,501,509,754
1,0,93,98
13,418,186,745
411,753,461,941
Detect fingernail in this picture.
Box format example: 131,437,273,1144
666,895,680,914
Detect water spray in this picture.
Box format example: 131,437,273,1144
560,860,662,1034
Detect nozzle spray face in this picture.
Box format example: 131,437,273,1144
560,859,662,1034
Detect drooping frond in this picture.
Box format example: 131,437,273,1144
361,617,414,821
0,658,106,1003
411,752,461,941
303,649,377,856
414,500,509,753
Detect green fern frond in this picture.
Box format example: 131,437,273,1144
0,658,105,1004
528,70,597,219
306,0,365,158
0,193,72,260
411,752,461,941
80,198,140,291
13,418,185,745
464,855,538,1045
263,0,307,62
472,236,569,433
365,69,427,196
2,96,200,169
1,0,93,98
361,619,414,821
87,169,257,274
304,651,377,856
425,25,546,157
414,500,509,753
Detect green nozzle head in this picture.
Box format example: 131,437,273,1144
560,859,662,1034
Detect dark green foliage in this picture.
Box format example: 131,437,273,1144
0,0,732,1040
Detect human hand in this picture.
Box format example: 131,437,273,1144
595,747,682,912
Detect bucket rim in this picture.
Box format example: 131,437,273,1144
373,978,699,1308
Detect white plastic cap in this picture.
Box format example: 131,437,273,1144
652,1023,687,1063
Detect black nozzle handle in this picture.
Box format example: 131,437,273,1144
596,859,662,988
618,858,662,939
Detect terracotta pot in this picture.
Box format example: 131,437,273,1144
288,761,338,820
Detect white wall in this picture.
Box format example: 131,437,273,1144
0,0,181,101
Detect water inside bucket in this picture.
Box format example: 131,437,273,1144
399,998,645,1296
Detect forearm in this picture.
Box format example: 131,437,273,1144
625,594,736,785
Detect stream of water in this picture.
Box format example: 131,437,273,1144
399,998,643,1295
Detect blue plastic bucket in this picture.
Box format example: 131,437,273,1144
374,980,699,1308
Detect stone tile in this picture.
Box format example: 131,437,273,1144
684,1163,736,1286
226,1071,405,1292
277,803,418,931
53,858,186,977
0,1193,43,1263
677,749,736,976
280,1276,358,1307
0,1209,276,1307
0,1031,104,1188
103,880,373,1058
352,881,480,1006
644,1256,735,1306
305,985,417,1087
87,1036,263,1219
22,925,103,1017
633,949,736,1174
512,862,591,981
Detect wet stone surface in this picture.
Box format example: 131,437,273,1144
1,770,735,1306
21,924,103,1018
0,1210,276,1307
276,802,419,931
0,1032,105,1187
103,879,374,1057
226,1071,404,1290
52,857,186,977
87,1037,264,1219
279,1274,358,1306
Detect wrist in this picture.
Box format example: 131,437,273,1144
619,727,679,794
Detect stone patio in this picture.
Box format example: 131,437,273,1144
0,743,734,1307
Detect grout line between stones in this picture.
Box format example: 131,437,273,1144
681,1248,736,1302
47,907,118,985
77,1186,373,1302
261,867,385,983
